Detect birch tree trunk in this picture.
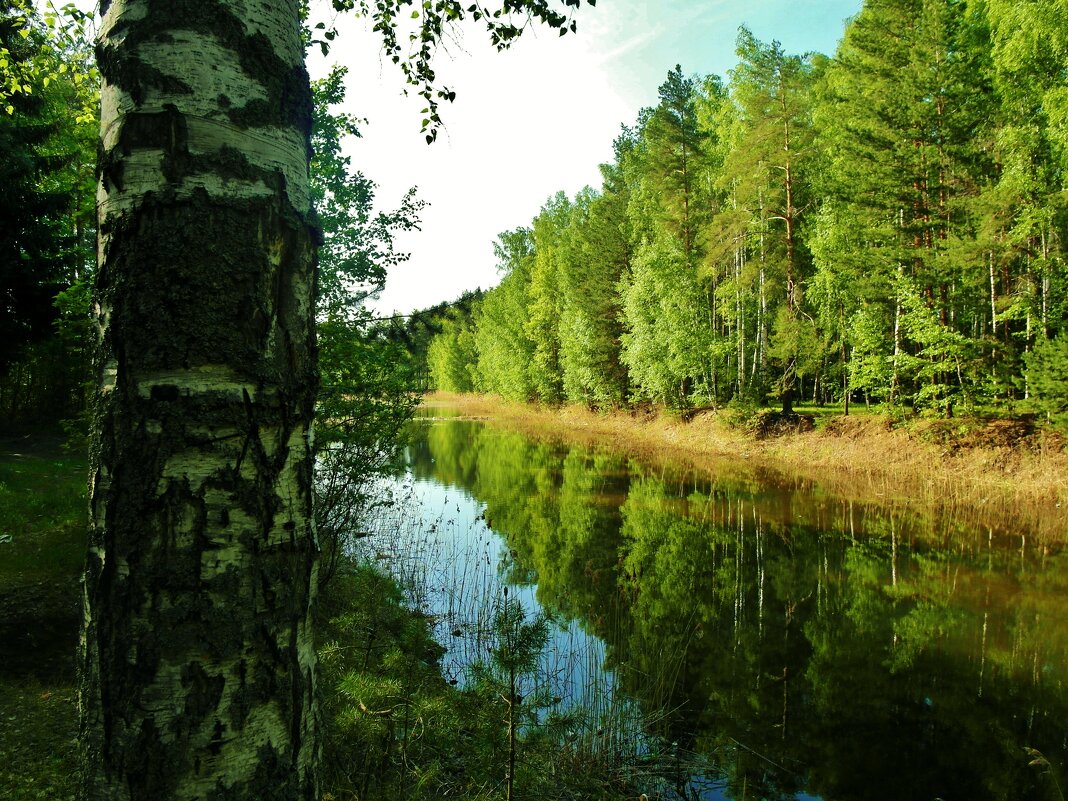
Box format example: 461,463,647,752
81,1,319,799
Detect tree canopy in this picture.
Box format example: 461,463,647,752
425,4,1068,425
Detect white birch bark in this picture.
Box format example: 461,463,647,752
82,2,319,799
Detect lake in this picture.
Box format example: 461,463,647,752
360,412,1068,801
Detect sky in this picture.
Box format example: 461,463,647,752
57,0,863,315
305,0,864,315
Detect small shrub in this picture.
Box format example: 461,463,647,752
1025,334,1068,430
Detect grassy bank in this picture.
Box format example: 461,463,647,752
423,392,1068,541
0,444,86,801
0,440,635,801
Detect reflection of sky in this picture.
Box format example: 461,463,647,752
359,463,825,801
360,473,619,717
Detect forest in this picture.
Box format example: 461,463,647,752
2,0,1067,800
2,1,645,799
427,1,1068,424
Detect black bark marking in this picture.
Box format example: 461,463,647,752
208,719,226,756
99,194,299,374
181,661,226,724
100,0,313,133
150,384,180,401
99,104,286,198
95,42,194,106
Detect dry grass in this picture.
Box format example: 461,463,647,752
423,392,1068,542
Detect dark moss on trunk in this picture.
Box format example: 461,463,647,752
98,194,313,375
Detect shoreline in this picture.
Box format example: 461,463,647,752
420,392,1068,542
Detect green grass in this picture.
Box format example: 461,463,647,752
0,447,86,801
0,680,79,801
0,453,86,580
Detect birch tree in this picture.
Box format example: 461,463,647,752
82,1,593,799
84,2,320,799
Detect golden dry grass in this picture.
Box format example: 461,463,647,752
422,392,1068,541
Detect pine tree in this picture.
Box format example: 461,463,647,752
725,27,820,413
557,143,633,408
980,0,1068,397
1025,333,1068,428
812,0,989,411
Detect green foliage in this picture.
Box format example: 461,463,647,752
525,194,572,404
617,69,724,409
390,289,486,392
767,306,822,396
634,66,711,264
475,231,538,402
310,68,424,582
1025,333,1068,428
0,1,96,429
620,236,714,408
558,177,631,408
0,1,95,120
427,309,479,393
311,0,596,142
727,27,819,410
312,65,424,319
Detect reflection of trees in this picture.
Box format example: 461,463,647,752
619,480,813,800
529,449,628,628
407,420,484,489
411,421,1068,800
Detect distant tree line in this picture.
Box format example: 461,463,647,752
427,0,1068,424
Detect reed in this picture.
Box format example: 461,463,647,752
349,477,694,798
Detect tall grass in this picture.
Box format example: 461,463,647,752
344,472,749,800
354,475,634,731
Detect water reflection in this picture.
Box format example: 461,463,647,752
389,417,1068,801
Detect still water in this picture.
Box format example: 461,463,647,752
363,414,1068,801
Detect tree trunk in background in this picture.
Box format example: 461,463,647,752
81,1,318,799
